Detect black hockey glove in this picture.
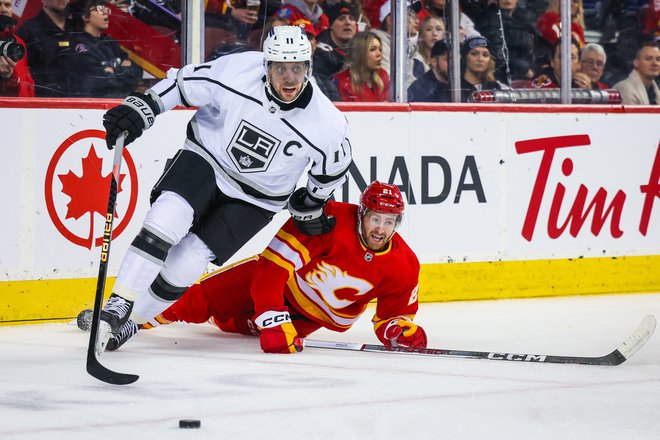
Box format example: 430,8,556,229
103,92,160,149
287,187,336,236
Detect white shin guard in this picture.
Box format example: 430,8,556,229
130,233,215,324
114,191,195,302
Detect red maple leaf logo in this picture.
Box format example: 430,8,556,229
58,145,125,249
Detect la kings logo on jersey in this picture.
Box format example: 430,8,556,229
227,120,281,173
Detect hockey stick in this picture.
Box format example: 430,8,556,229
86,132,139,385
304,315,656,366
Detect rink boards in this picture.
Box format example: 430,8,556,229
0,100,658,323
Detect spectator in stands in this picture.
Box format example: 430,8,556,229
475,0,537,83
642,0,659,42
276,0,329,35
535,0,584,72
370,0,417,76
578,42,609,89
417,0,480,42
325,0,370,31
17,0,73,96
314,3,356,78
66,0,142,97
334,31,390,101
363,0,386,28
206,0,283,47
313,2,356,100
527,38,591,89
409,15,444,85
613,41,660,104
292,17,345,100
460,35,502,101
0,0,35,96
536,0,585,47
408,39,450,101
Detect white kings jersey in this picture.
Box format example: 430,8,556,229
148,51,352,212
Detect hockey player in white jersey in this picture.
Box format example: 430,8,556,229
97,25,352,354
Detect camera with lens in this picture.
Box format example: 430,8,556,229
0,15,24,62
0,38,25,62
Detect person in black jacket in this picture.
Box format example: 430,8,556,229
474,0,537,84
66,0,142,97
408,40,450,102
460,35,503,101
312,1,357,100
16,0,73,96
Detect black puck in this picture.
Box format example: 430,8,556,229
77,309,93,332
179,419,201,429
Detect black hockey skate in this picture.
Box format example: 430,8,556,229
107,320,139,351
96,293,134,355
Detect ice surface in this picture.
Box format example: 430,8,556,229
1,293,660,439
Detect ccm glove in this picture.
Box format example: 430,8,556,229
383,318,428,348
103,92,160,149
287,187,336,235
254,308,303,354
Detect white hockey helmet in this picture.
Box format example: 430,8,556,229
262,25,313,103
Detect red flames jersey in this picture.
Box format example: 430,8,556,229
251,201,420,333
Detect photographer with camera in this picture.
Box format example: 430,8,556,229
0,0,35,97
66,0,142,97
16,0,72,96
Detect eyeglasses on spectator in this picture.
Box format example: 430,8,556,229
582,59,605,67
90,5,111,14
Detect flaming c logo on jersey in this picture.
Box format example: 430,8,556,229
44,129,139,249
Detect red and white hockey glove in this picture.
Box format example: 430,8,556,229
383,318,428,348
254,308,303,354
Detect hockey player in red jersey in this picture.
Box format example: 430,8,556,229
107,181,427,353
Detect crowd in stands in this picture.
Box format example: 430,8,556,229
1,0,658,103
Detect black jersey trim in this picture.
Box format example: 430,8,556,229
308,166,350,185
264,80,313,110
157,82,177,98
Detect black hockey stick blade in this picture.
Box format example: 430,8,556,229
304,315,656,366
85,133,139,385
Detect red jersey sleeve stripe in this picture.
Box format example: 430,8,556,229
274,229,311,265
261,249,296,275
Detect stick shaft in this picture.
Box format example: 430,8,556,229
303,315,656,367
85,134,138,385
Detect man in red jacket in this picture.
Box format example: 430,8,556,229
0,0,35,97
101,181,428,354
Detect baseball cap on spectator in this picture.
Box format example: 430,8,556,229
461,35,492,56
379,0,424,23
431,40,448,57
325,1,357,26
379,0,411,23
292,18,319,38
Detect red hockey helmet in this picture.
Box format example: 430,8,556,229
359,181,405,216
